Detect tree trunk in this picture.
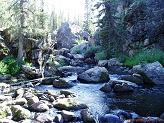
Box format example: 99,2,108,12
17,0,25,65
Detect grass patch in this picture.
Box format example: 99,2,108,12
124,49,164,67
74,49,82,54
95,51,107,60
84,46,102,58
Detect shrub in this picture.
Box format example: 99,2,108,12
95,52,107,60
22,60,33,67
0,55,20,76
84,46,101,58
124,49,164,67
74,49,82,54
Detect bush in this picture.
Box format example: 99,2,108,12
124,49,164,67
0,55,20,76
84,46,102,58
22,60,33,67
95,52,107,60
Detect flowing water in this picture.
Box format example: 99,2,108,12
35,74,164,117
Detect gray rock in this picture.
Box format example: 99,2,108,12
58,66,86,74
53,98,87,110
60,90,76,97
27,96,39,106
14,88,24,99
56,22,81,49
12,98,27,105
81,109,97,123
160,112,164,120
72,54,84,60
99,114,122,123
11,105,31,121
55,114,64,123
35,113,53,123
0,75,11,80
53,78,73,88
0,119,17,123
132,61,164,84
61,110,77,122
107,58,124,74
77,66,110,83
41,77,58,85
0,95,12,101
108,58,123,67
114,83,134,92
70,44,88,54
98,60,108,67
119,74,144,85
30,102,49,112
100,83,112,92
124,0,164,51
110,79,138,88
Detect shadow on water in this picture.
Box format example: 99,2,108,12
35,74,164,117
107,85,164,117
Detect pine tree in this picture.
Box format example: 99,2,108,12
83,0,94,34
95,0,127,58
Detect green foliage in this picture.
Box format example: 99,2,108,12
95,51,107,60
0,55,20,76
124,49,164,67
95,0,127,58
84,46,101,58
74,49,82,54
49,59,66,68
22,60,33,67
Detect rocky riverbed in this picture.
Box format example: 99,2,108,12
0,73,164,123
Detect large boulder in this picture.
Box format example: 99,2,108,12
77,66,110,83
132,61,164,84
56,22,82,49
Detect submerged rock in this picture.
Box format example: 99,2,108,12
77,66,110,83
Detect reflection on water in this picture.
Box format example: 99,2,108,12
35,74,164,117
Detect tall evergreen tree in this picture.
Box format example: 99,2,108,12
83,0,94,34
95,0,127,58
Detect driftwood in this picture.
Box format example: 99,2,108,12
10,76,59,87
